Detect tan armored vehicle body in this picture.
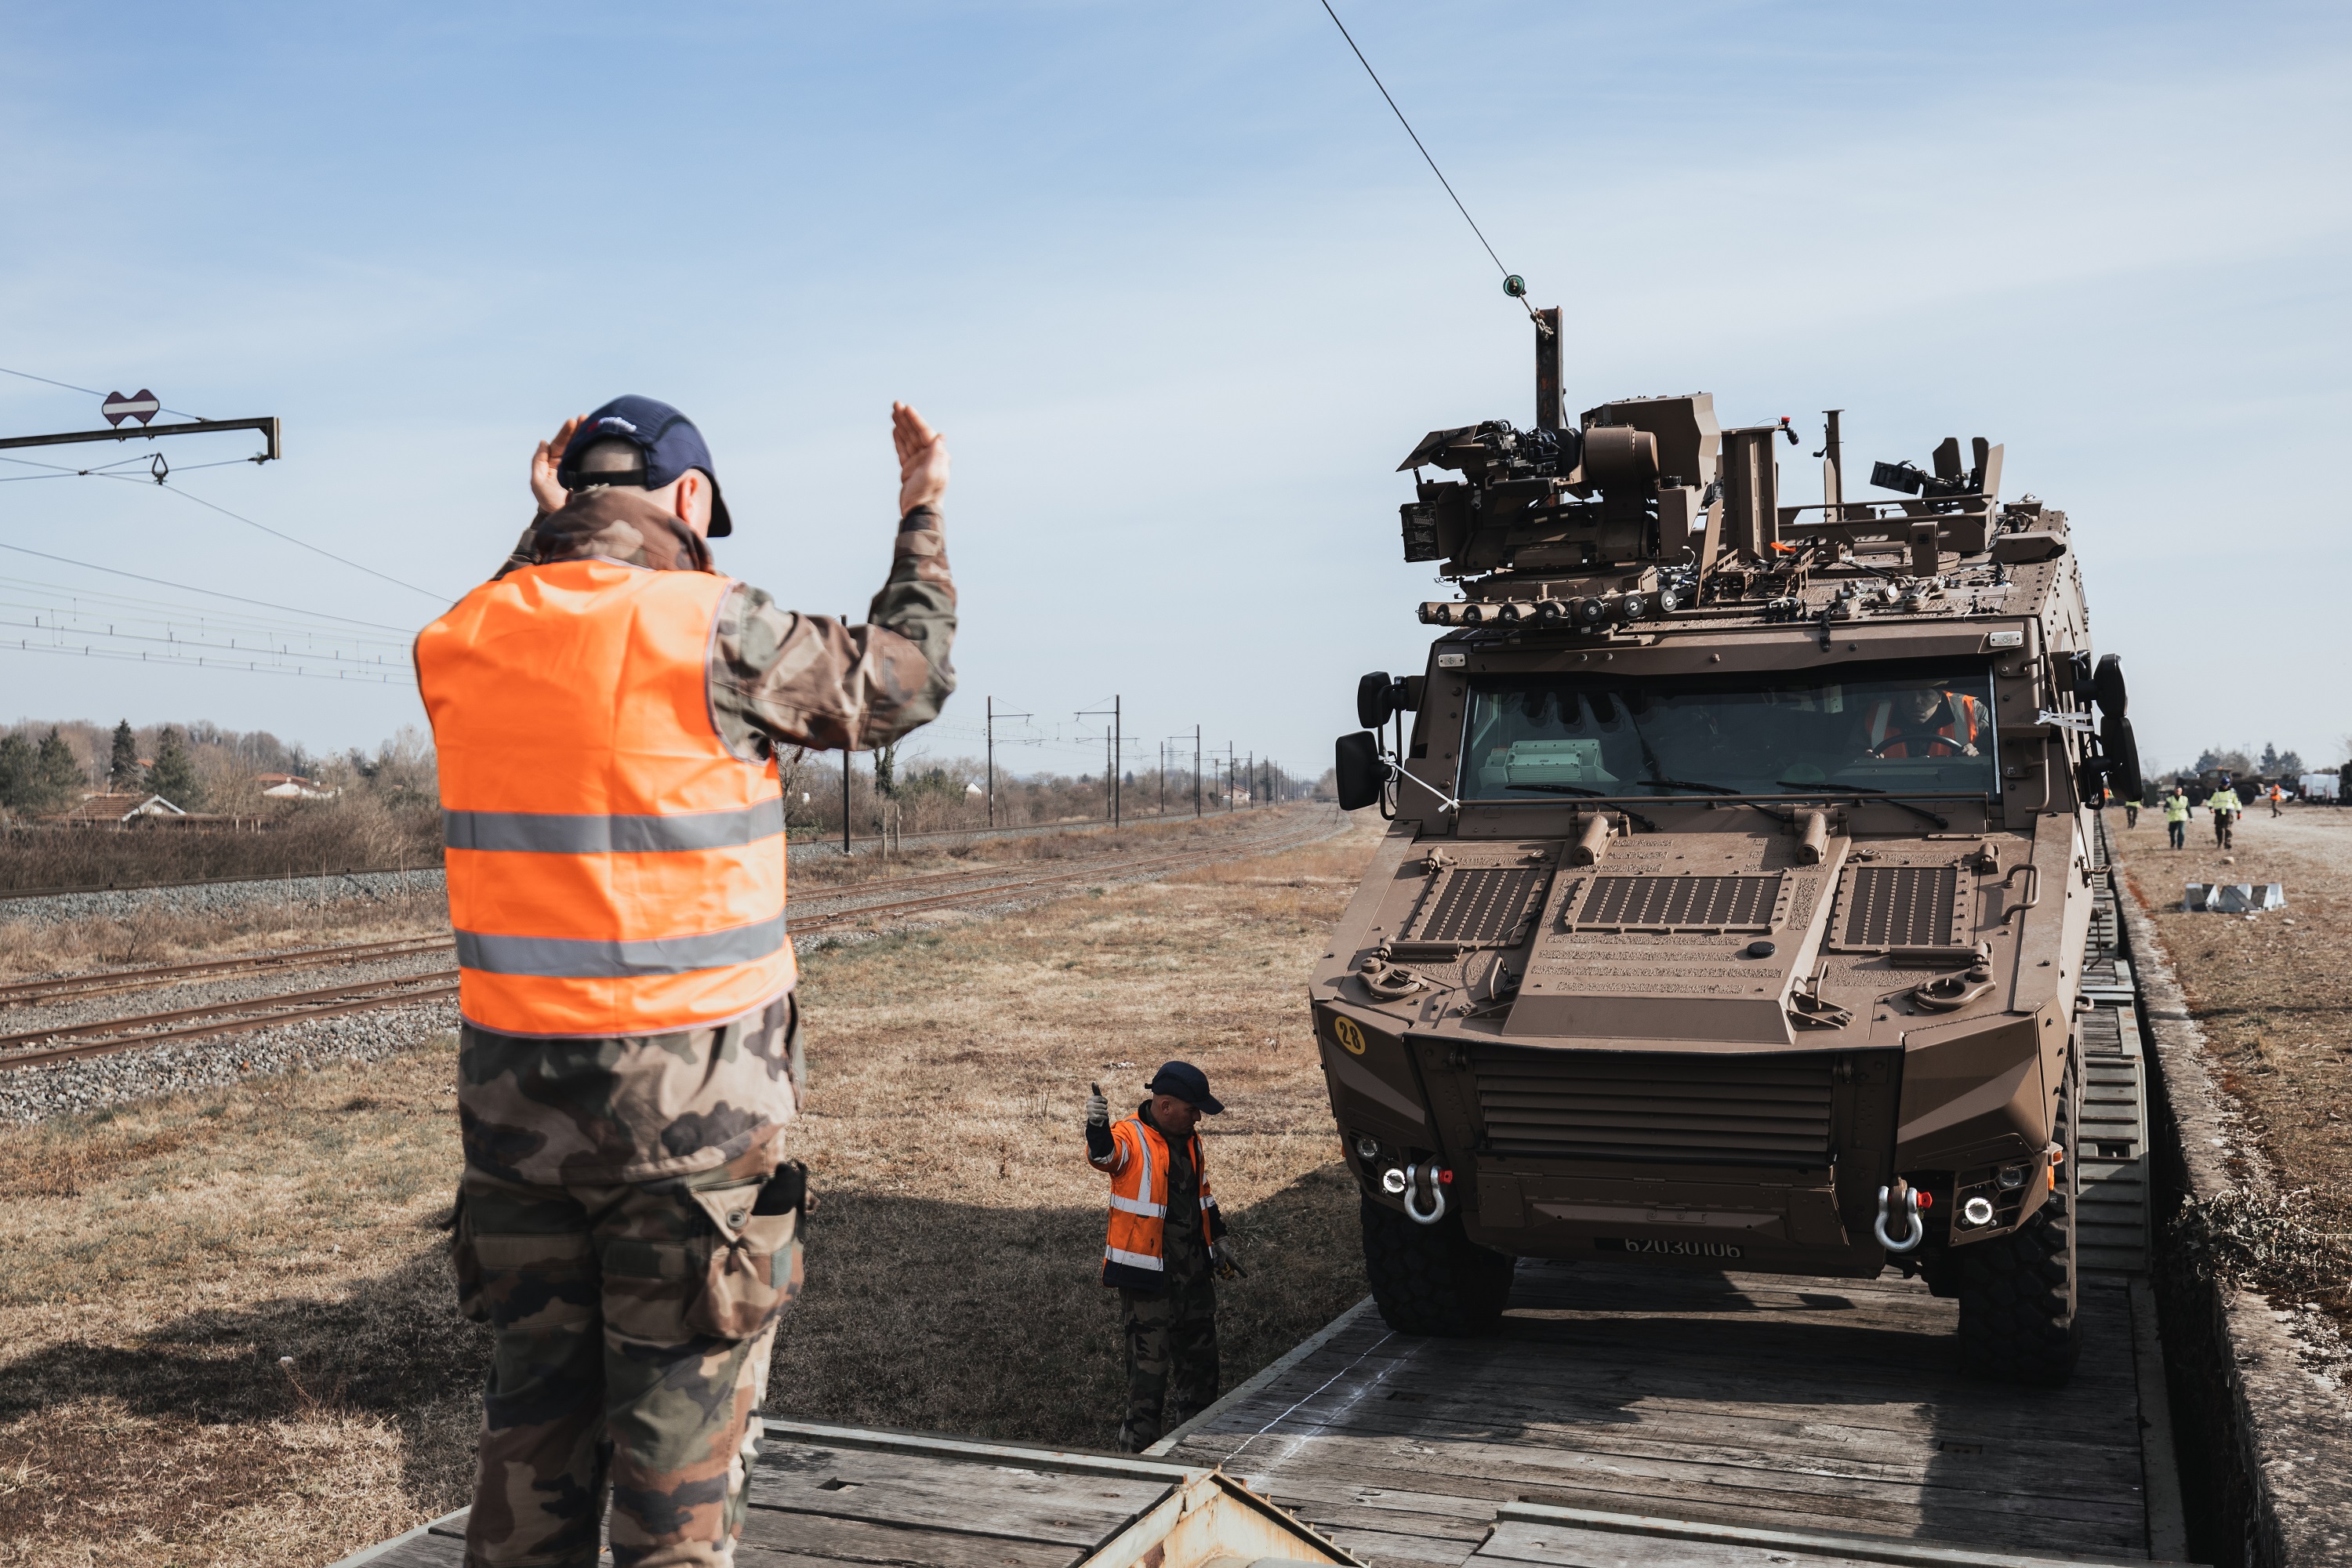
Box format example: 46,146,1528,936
1320,312,2139,1383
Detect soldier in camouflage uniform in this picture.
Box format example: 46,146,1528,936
1086,1062,1232,1452
426,396,956,1568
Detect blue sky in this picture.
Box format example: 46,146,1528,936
1,2,2345,779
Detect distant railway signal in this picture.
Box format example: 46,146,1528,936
100,390,161,426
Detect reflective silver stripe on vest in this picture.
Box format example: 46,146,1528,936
455,913,788,978
1105,1245,1163,1270
1109,1192,1167,1218
443,797,784,855
1127,1118,1156,1215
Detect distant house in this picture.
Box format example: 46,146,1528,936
256,772,334,800
46,792,190,823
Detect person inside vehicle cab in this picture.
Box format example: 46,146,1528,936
1859,684,1982,759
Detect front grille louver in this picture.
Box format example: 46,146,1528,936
1565,873,1786,933
1404,865,1552,947
1474,1048,1834,1168
1833,864,1966,949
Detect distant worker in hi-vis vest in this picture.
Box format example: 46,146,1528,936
2208,778,2242,850
416,395,956,1568
1086,1061,1239,1451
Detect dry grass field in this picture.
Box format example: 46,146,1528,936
0,810,1381,1567
2112,805,2352,1321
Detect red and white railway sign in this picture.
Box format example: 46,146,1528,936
100,390,160,426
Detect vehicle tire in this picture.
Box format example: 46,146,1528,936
1955,1039,2081,1385
1359,1192,1515,1337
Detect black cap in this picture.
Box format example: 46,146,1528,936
557,394,735,538
1148,1060,1223,1115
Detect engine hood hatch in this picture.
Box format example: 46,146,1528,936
1502,828,1849,1047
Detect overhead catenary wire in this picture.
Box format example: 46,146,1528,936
0,638,410,684
88,471,456,604
2,365,453,602
0,576,414,682
0,539,413,633
0,573,414,650
1313,0,1538,319
0,364,208,421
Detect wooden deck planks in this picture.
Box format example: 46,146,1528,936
737,1510,1091,1568
1166,1262,2154,1566
746,1443,1168,1547
348,1516,467,1567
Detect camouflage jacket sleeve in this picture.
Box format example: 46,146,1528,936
709,506,956,757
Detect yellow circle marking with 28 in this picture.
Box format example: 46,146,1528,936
1332,1016,1367,1055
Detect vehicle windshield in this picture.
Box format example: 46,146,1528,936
1459,657,1999,800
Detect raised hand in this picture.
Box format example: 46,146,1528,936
531,414,583,514
892,401,949,517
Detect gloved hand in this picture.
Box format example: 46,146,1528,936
1086,1084,1109,1127
1210,1240,1244,1279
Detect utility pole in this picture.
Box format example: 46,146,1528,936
1076,697,1121,827
1247,752,1254,808
1194,728,1202,817
985,698,1031,828
841,612,854,855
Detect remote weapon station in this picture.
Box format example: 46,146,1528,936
1320,303,2137,1385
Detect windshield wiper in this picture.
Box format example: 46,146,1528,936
1633,778,1740,795
1500,782,1654,832
1773,779,1949,830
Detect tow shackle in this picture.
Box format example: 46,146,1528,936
1399,1163,1448,1226
1875,1183,1925,1252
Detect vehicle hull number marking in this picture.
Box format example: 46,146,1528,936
1332,1016,1367,1055
1597,1237,1744,1258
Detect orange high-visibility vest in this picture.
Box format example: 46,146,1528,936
1867,692,1982,758
416,558,790,1038
1092,1113,1223,1289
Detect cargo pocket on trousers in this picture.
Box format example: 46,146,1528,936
685,1177,804,1340
448,1189,490,1324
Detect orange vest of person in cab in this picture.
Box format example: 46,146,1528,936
415,559,790,1037
1098,1113,1221,1288
1865,692,1984,759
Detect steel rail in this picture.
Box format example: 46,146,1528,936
0,935,456,1007
0,983,465,1069
0,818,1331,1073
0,971,466,1053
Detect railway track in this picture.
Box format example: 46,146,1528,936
0,815,1334,1072
0,935,456,1008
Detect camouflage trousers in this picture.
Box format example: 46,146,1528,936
1117,1269,1218,1453
452,1144,802,1568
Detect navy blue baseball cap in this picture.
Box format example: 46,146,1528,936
557,394,735,538
1149,1060,1223,1115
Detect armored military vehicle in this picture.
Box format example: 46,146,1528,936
1319,307,2137,1385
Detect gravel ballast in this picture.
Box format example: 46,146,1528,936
0,868,448,931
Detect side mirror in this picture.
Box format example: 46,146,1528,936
1335,731,1387,811
2092,654,2127,717
1356,671,1396,730
2101,713,2143,801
